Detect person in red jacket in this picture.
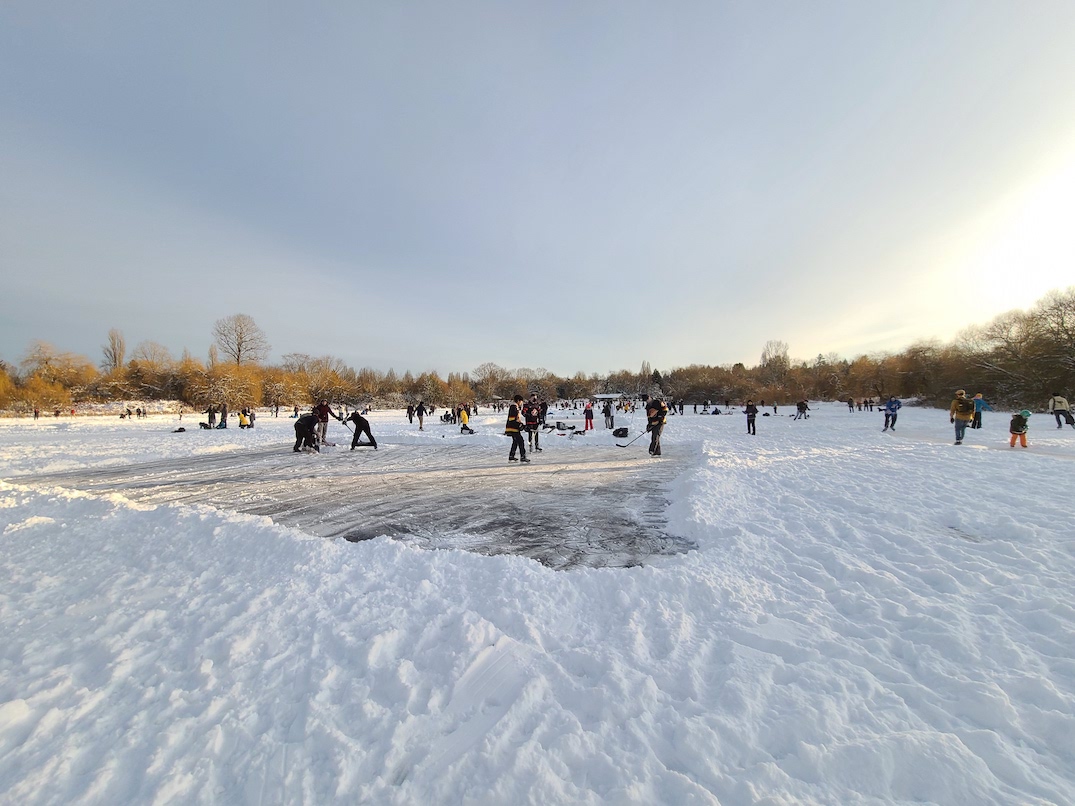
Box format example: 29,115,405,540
313,399,334,444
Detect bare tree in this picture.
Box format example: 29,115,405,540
212,314,270,366
101,328,126,373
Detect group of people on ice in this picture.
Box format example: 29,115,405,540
283,386,1074,458
293,400,377,452
950,390,1074,447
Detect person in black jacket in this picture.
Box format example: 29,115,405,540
505,395,530,462
646,397,668,456
745,400,759,435
293,412,320,452
341,410,378,450
524,394,543,451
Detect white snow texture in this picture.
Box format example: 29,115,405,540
1,403,1073,805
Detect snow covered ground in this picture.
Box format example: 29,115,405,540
2,403,1074,805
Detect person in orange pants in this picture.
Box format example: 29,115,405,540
1009,409,1030,448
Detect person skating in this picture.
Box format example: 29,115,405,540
415,401,427,431
293,412,320,452
971,394,993,429
950,389,976,444
646,397,668,455
882,396,902,431
340,409,378,449
524,394,542,452
744,399,758,435
1048,392,1074,429
505,395,529,462
794,400,811,420
1009,409,1031,448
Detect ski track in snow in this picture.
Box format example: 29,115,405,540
1,405,1074,805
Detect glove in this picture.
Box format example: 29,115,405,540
950,417,954,423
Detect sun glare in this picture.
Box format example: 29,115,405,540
961,152,1075,315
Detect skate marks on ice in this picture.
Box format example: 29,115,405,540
12,443,694,569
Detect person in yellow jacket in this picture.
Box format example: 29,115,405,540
949,389,976,445
459,405,475,435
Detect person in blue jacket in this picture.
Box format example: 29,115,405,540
971,393,994,429
882,396,902,431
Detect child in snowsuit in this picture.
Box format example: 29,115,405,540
1009,410,1030,448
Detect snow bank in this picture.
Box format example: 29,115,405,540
1,404,1073,804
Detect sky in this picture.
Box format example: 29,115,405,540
2,1,1075,377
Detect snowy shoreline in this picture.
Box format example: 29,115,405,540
2,405,1074,804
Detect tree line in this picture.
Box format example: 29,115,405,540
2,290,1073,413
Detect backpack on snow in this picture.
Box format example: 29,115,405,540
612,427,629,438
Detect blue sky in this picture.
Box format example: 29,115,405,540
2,2,1074,376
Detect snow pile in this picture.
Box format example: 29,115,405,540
1,404,1074,804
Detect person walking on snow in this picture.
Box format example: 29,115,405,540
950,390,976,444
971,394,994,429
415,401,427,431
505,395,530,462
1048,392,1074,429
882,396,902,431
744,400,758,435
584,402,594,431
1009,409,1031,448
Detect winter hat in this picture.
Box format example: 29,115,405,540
974,393,983,399
956,390,966,396
1020,410,1031,418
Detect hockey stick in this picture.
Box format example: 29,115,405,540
616,429,650,448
